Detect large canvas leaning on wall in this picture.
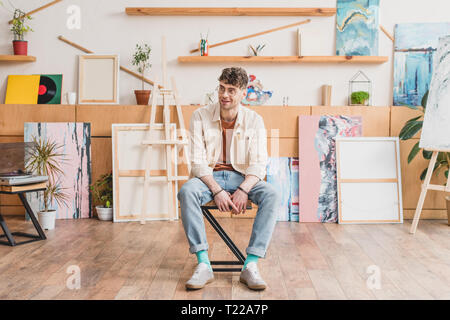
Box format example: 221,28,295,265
420,35,450,151
24,122,92,219
336,137,403,224
299,115,362,223
393,23,450,106
336,0,380,56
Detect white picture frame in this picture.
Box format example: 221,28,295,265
336,137,403,224
78,54,119,104
112,123,178,222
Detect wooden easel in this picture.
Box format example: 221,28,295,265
410,150,450,234
140,37,191,224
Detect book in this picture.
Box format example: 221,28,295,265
0,181,47,193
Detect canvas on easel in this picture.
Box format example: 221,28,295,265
112,123,178,222
411,35,450,233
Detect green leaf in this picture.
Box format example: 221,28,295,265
407,141,420,163
421,91,429,109
422,149,433,160
399,121,423,140
445,170,449,179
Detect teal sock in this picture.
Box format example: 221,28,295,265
243,254,259,270
196,250,212,270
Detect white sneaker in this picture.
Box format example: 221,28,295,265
239,262,267,290
185,262,214,290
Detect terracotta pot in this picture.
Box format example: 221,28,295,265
446,195,450,226
134,90,151,105
13,40,28,55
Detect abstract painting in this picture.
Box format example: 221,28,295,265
336,0,379,56
24,123,92,219
242,74,272,106
266,157,299,222
420,35,450,151
393,23,450,106
299,115,363,223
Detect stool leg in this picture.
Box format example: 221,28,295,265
18,193,46,240
0,213,16,246
202,208,246,264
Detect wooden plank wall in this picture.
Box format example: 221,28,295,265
0,104,447,219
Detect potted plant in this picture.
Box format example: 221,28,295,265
10,8,33,56
90,172,113,221
26,136,69,230
399,91,450,224
132,43,152,105
350,91,370,106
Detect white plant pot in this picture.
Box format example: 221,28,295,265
96,206,113,221
38,210,56,230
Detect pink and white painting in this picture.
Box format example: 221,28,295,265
24,123,92,219
299,116,362,223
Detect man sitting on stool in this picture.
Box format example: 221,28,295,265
177,67,280,290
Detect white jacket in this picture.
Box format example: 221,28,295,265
189,102,268,180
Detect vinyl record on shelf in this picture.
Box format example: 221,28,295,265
38,75,57,104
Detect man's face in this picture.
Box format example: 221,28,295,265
218,81,247,110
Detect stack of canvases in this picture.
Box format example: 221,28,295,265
267,115,404,225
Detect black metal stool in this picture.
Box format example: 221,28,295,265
201,200,252,272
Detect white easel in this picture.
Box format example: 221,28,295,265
140,36,191,224
410,150,450,234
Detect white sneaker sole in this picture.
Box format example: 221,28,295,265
239,278,267,291
185,277,214,290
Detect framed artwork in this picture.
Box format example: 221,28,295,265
24,122,92,219
112,123,178,222
419,35,450,152
393,23,450,106
336,137,403,224
78,54,119,104
298,115,363,223
336,0,380,56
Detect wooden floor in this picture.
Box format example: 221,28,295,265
0,215,449,300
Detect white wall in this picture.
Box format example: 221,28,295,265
1,0,450,106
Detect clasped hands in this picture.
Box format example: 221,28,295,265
213,187,248,215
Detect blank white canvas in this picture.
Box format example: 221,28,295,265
420,35,450,151
112,124,178,222
340,182,401,223
336,137,403,224
82,58,115,100
339,140,398,179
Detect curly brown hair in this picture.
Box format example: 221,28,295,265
218,67,248,89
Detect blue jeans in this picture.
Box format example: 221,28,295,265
177,170,280,258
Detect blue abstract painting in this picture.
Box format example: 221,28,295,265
336,0,379,56
266,157,299,222
393,23,450,106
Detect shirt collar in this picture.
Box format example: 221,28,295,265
213,102,244,127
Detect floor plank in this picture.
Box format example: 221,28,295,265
0,216,448,300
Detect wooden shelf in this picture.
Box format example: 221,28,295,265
0,55,36,62
125,7,336,17
178,56,389,64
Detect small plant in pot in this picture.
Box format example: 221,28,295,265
399,91,450,225
26,136,69,230
132,43,152,105
350,91,370,106
10,8,33,56
90,172,113,221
